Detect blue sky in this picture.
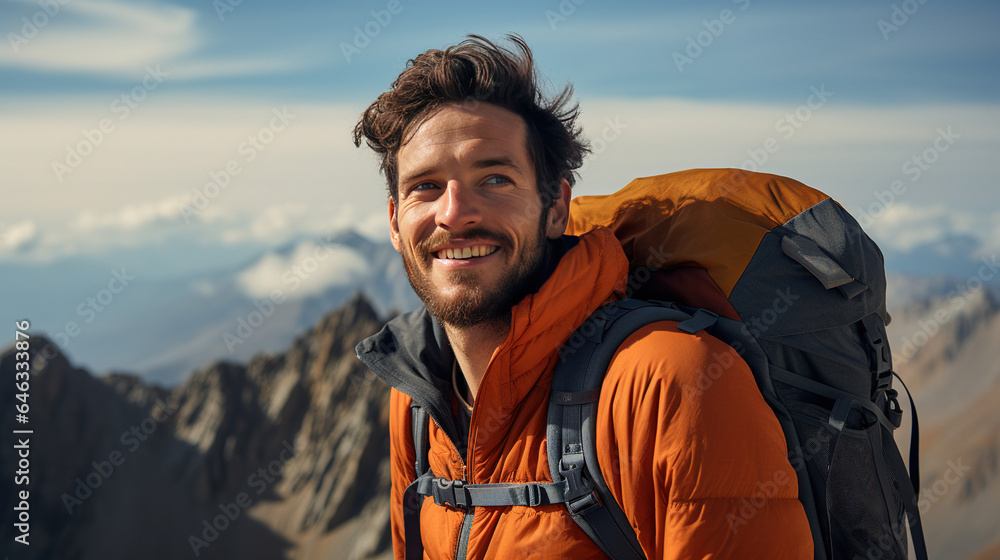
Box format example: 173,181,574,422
1,0,998,275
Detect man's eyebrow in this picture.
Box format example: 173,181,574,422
399,156,524,187
472,156,522,173
399,167,436,187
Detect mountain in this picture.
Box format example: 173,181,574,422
886,283,1000,560
0,294,392,560
0,229,420,386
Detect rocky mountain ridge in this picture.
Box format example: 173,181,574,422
0,293,392,560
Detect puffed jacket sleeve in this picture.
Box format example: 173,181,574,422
596,322,813,559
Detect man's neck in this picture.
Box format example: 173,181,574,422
444,318,509,406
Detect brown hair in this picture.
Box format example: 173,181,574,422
352,34,589,207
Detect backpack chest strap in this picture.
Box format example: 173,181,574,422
414,472,582,509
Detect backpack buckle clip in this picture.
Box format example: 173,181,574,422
431,478,469,510
559,455,589,493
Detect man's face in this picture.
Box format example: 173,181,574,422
389,103,569,328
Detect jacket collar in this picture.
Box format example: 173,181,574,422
356,227,628,456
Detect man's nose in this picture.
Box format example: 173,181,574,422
435,181,482,231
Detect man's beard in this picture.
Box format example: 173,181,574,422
400,219,549,329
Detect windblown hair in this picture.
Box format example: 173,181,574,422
352,34,590,206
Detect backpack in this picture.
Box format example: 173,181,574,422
405,168,927,560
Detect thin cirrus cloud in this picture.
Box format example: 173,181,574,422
1,0,197,76
0,0,308,80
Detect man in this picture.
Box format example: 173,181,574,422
354,35,812,559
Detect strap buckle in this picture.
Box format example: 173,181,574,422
559,455,600,514
431,478,469,510
559,455,589,497
884,388,903,429
861,317,892,379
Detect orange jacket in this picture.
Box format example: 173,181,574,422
357,227,812,559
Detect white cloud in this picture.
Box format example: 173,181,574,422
235,241,368,300
1,0,198,76
864,203,993,255
0,220,39,253
1,96,995,271
73,194,190,232
1,0,309,81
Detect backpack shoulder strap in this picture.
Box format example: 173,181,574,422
401,405,431,559
547,299,699,560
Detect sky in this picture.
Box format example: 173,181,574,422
1,0,999,278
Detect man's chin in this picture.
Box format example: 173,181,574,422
421,288,512,329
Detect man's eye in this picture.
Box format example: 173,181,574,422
410,182,437,193
484,176,512,186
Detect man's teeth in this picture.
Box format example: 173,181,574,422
437,245,498,260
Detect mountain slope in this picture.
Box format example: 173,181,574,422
0,294,392,560
887,286,1000,560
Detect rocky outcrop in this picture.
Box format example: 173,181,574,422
0,293,392,560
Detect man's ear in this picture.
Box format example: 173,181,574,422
544,178,572,240
388,196,402,253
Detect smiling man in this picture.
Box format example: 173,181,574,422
354,35,811,559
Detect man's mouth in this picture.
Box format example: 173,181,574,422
435,245,499,260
